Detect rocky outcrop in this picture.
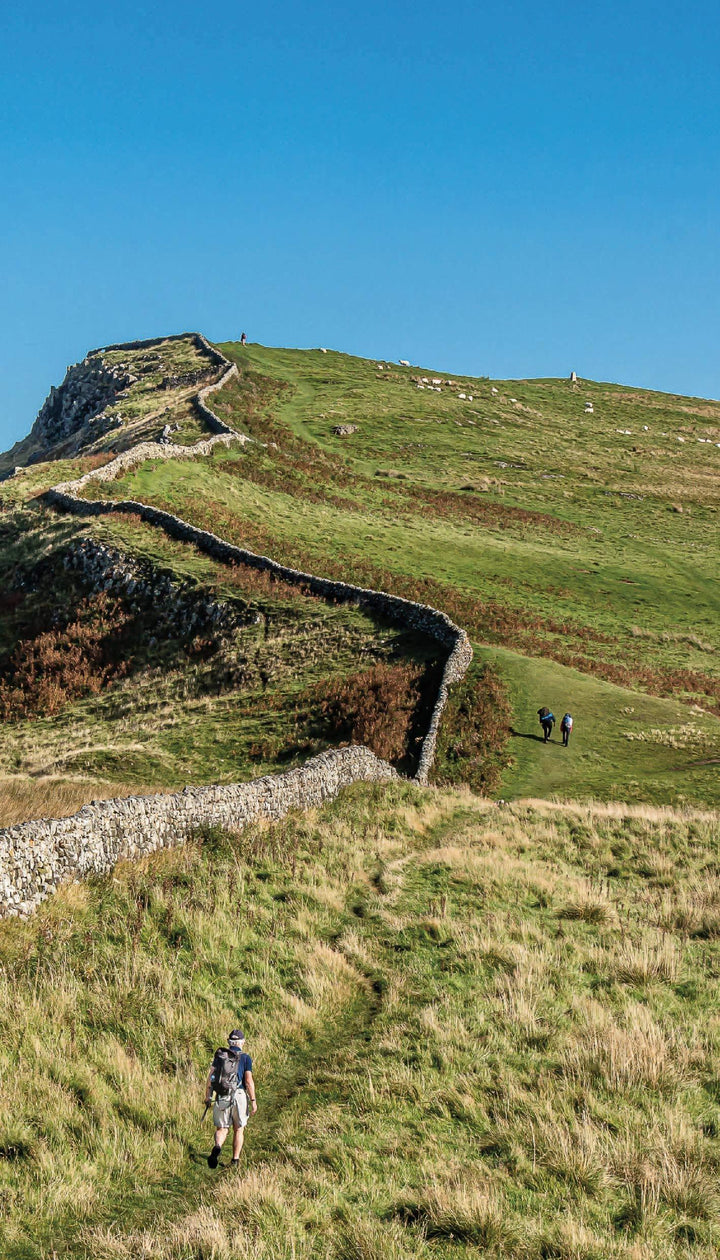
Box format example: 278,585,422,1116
29,356,133,455
6,330,238,469
62,537,257,642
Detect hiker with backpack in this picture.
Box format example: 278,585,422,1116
560,712,574,746
537,706,555,742
205,1029,257,1169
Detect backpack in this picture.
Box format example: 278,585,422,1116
211,1047,243,1098
562,713,573,730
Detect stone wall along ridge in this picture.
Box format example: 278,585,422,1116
50,334,247,496
0,331,474,916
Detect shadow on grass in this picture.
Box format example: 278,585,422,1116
509,727,546,743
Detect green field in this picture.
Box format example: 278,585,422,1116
0,508,438,827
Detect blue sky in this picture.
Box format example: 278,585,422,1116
1,0,719,448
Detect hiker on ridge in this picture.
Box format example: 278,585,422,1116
205,1029,257,1169
560,712,574,747
537,707,555,743
240,331,247,346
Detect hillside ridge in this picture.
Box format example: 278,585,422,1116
0,333,472,916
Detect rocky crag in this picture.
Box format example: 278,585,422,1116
30,356,135,455
0,333,473,916
61,537,257,643
0,332,227,473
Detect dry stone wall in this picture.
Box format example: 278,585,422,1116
0,333,473,916
0,748,398,918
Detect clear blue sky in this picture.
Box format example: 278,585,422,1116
1,0,719,448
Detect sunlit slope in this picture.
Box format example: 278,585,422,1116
90,340,719,806
224,343,718,654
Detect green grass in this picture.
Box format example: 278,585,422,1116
1,785,720,1257
475,645,720,807
1,339,719,1258
75,339,720,807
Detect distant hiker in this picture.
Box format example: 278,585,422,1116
560,712,573,747
537,707,555,742
205,1029,257,1169
240,331,247,346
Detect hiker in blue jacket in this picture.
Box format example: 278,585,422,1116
560,712,574,746
537,707,555,742
205,1029,257,1169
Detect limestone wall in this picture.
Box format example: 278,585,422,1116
0,332,474,917
0,748,398,918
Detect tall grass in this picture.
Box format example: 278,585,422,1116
0,783,718,1257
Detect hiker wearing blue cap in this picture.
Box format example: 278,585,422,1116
204,1029,257,1169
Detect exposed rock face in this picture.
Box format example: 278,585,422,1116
332,424,358,436
30,354,134,456
62,537,257,642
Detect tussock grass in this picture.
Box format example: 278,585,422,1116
0,776,156,827
0,783,718,1256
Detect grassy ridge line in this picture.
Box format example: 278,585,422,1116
40,334,474,798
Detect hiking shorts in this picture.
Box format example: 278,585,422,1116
213,1088,248,1130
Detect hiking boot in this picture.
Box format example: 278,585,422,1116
207,1144,222,1169
231,1157,240,1168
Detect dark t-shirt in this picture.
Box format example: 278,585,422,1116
235,1051,252,1085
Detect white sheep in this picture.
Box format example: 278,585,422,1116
399,359,410,367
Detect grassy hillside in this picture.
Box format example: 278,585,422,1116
71,339,720,807
0,503,438,827
1,338,719,1260
1,785,720,1258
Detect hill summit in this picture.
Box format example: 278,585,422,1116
0,334,222,472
